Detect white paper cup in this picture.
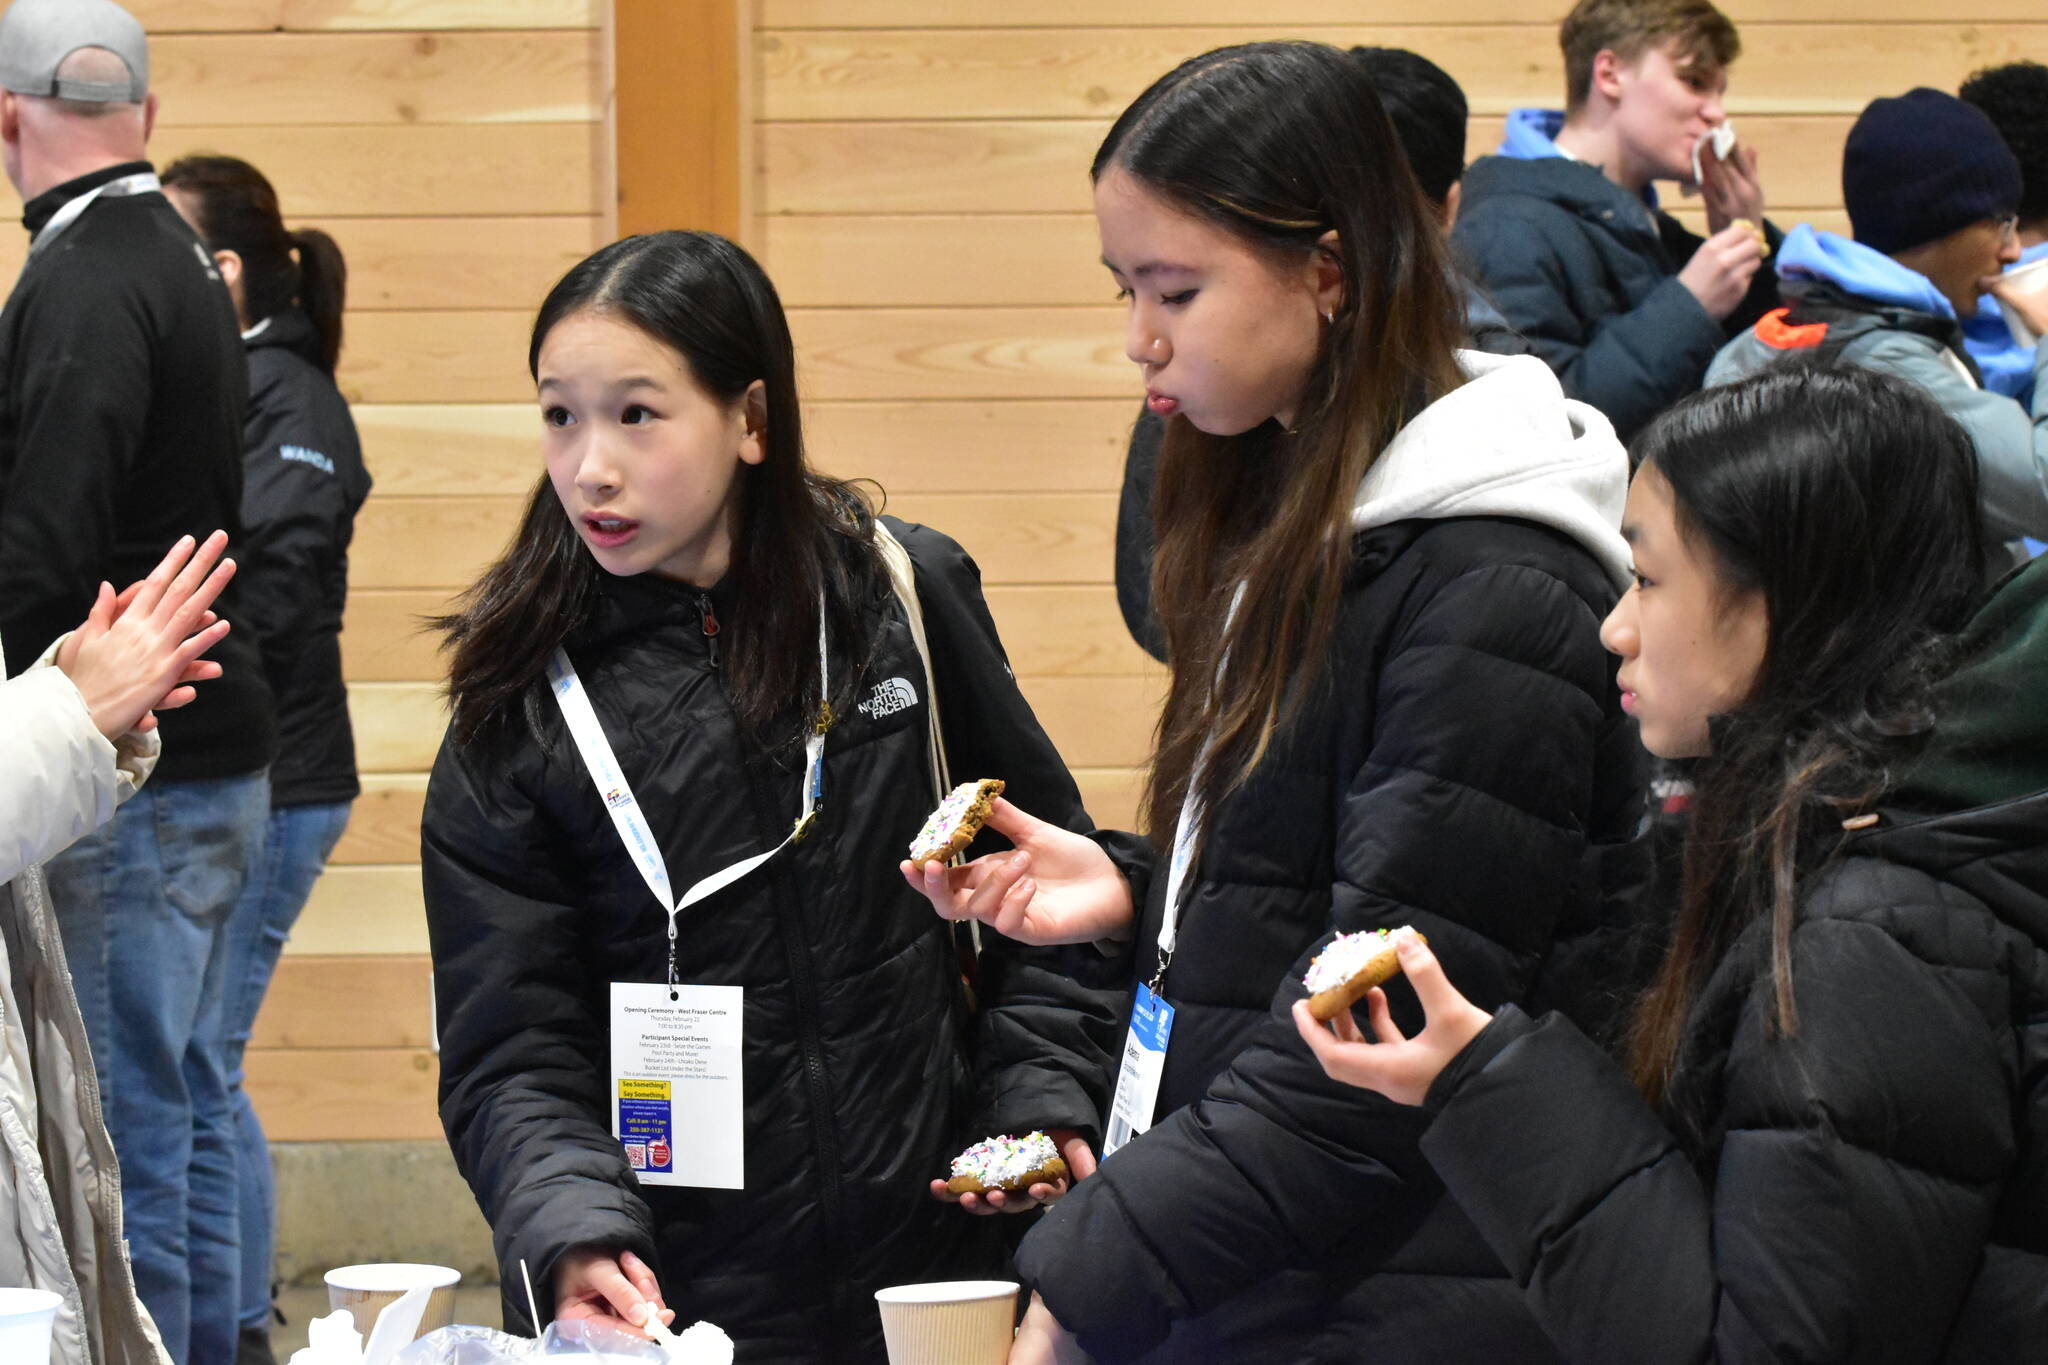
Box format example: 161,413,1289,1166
323,1263,460,1341
0,1288,62,1364
1995,257,2048,347
874,1281,1017,1365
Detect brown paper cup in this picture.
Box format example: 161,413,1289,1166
874,1280,1017,1365
323,1263,461,1342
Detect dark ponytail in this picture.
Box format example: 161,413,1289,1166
162,154,347,373
287,227,347,373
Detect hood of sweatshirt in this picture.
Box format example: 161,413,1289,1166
1495,107,1661,210
1891,558,2048,813
1499,107,1568,159
1776,224,1955,320
1350,349,1633,589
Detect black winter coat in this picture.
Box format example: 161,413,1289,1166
1018,515,1648,1363
0,163,274,778
1452,155,1781,442
1420,785,2048,1363
423,521,1121,1364
237,308,370,807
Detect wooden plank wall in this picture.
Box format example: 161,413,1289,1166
748,1,2048,892
16,3,2029,1144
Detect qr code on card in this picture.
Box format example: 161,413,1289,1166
623,1142,647,1169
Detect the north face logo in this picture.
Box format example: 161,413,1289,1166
859,676,918,719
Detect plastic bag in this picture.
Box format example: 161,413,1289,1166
394,1320,665,1363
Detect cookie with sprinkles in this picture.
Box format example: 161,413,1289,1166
908,778,1005,869
1303,926,1426,1022
946,1131,1069,1195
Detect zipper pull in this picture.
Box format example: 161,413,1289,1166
696,592,721,671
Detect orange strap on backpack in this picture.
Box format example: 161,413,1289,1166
1756,307,1829,350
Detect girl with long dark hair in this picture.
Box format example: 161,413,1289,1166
161,154,371,1364
1297,364,2048,1359
907,41,1646,1362
421,231,1116,1363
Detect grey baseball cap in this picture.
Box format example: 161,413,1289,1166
0,0,148,103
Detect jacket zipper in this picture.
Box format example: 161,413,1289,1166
696,592,721,671
744,740,850,1355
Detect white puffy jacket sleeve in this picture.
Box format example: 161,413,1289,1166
0,634,159,883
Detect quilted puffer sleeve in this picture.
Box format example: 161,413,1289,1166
422,727,657,1331
1423,868,2017,1363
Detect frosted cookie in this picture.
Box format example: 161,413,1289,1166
1303,926,1425,1022
946,1131,1068,1195
908,778,1005,869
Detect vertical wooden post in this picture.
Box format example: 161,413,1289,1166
612,0,746,243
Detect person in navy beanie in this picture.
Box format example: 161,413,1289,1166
1706,86,2048,572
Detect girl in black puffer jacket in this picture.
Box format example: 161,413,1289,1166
907,42,1648,1363
421,233,1120,1364
1299,364,2048,1360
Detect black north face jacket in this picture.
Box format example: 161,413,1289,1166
424,520,1120,1364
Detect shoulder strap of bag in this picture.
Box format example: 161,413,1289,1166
872,521,984,965
871,520,949,809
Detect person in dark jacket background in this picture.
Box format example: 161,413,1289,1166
909,43,1646,1363
423,231,1119,1364
1453,0,1780,442
162,154,371,1365
1115,43,1523,660
1298,364,2048,1361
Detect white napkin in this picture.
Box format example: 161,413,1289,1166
1691,121,1738,186
363,1286,433,1365
640,1309,735,1365
287,1309,363,1365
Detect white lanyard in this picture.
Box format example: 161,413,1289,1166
1150,582,1245,991
30,171,159,256
549,589,831,993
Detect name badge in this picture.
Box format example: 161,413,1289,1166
609,982,745,1189
1103,982,1175,1156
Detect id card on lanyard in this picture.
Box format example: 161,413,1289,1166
1102,783,1199,1157
1103,585,1241,1157
549,592,830,1189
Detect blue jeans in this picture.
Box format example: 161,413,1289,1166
43,771,270,1365
217,800,352,1333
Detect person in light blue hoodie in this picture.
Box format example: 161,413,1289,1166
1705,89,2048,571
1961,61,2048,406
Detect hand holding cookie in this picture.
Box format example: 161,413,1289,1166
1291,931,1493,1108
930,1128,1096,1215
901,797,1136,946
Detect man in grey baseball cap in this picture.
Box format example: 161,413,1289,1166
0,4,278,1365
